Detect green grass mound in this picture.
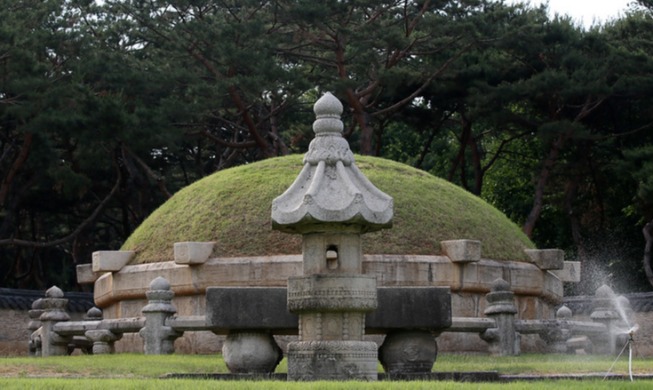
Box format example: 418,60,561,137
122,155,534,264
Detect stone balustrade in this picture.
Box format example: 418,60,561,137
29,276,628,374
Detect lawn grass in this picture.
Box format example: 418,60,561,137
1,353,652,389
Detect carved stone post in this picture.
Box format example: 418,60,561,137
480,278,519,356
272,93,393,381
590,285,628,354
39,286,71,357
84,308,119,355
541,305,572,353
139,277,181,354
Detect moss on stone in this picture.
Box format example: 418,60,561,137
122,155,534,264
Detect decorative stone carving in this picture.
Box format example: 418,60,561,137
139,277,181,354
271,92,393,235
480,278,519,356
39,286,71,357
273,93,393,381
379,330,437,375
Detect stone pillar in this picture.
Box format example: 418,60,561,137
590,285,627,355
86,329,121,355
272,93,393,381
39,286,71,357
541,305,572,354
480,278,519,356
139,277,181,354
28,298,44,356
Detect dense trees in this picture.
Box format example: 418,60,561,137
1,0,652,293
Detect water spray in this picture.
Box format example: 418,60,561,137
603,324,639,381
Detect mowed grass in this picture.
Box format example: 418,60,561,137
1,353,652,389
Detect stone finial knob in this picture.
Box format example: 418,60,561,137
556,305,572,319
150,276,171,291
595,284,614,299
491,278,510,292
313,92,344,135
45,286,64,298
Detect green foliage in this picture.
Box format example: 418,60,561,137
1,0,653,292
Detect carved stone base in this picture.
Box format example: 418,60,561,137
379,330,437,375
222,332,282,374
287,340,378,381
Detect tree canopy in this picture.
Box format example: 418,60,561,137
1,0,652,293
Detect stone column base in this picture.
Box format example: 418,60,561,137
287,340,378,381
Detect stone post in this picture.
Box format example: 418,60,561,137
480,278,519,356
39,286,71,357
590,285,628,354
139,277,181,354
272,93,393,381
541,305,572,354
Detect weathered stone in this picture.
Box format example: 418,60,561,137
379,330,438,375
441,240,481,263
173,241,215,265
271,92,393,235
92,251,135,272
481,279,519,356
222,332,282,374
524,249,564,270
286,340,378,381
76,264,100,284
551,261,581,282
206,287,298,334
139,277,181,354
366,287,451,333
287,275,377,313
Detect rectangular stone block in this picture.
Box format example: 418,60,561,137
205,287,298,334
524,249,564,270
76,264,99,284
174,242,215,265
92,251,134,272
441,240,481,262
366,287,452,333
551,261,581,282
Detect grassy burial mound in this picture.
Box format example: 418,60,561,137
121,155,534,265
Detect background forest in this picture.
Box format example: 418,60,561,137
1,0,653,294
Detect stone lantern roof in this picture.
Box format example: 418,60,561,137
271,93,393,234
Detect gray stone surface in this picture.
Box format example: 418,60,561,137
206,287,298,334
366,287,451,333
222,332,282,374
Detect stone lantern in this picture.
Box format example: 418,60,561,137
272,92,393,380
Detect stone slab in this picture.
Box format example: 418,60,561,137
174,242,215,265
366,287,452,332
524,249,564,270
76,264,100,284
206,287,298,334
551,261,581,283
441,240,481,262
205,286,452,335
92,251,134,273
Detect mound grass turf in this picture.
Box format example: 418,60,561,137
122,155,534,264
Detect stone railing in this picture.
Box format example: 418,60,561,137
29,276,631,375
